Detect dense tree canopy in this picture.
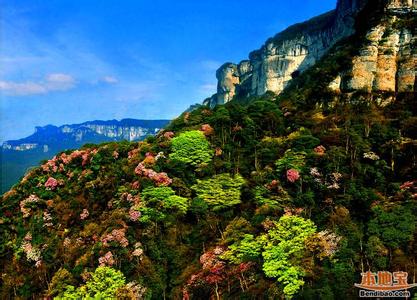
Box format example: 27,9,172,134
169,130,214,166
192,173,245,211
1,4,417,298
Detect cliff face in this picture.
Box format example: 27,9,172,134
205,0,416,107
336,3,417,99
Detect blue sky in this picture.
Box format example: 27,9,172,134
0,0,336,142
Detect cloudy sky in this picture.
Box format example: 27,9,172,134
0,0,336,142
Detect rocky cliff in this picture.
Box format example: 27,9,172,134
336,1,417,99
204,0,416,107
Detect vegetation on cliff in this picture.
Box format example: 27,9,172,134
1,0,416,299
1,85,416,298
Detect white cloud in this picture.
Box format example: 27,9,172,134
0,81,47,96
100,76,118,84
46,73,74,83
0,73,76,96
46,73,75,91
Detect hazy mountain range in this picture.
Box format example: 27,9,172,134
1,119,169,193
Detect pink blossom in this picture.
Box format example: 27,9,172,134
102,228,129,248
400,181,415,190
98,251,115,267
129,209,141,221
135,163,172,186
132,181,140,189
41,157,58,173
80,209,89,220
152,172,172,186
81,153,89,166
20,195,40,218
163,131,174,139
45,177,58,190
132,248,143,257
128,148,140,159
112,151,119,159
327,182,340,190
134,163,146,176
213,246,225,255
69,150,83,160
286,169,300,183
59,153,73,165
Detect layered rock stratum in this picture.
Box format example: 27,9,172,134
204,0,416,107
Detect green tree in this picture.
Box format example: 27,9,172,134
141,186,189,220
48,268,75,297
58,266,126,299
368,205,415,249
192,173,245,211
221,234,261,264
275,150,306,173
259,215,317,298
169,130,214,166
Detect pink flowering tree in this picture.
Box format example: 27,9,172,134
286,169,300,183
44,177,59,190
183,246,255,299
135,162,172,186
276,150,306,183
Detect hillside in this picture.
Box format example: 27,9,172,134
0,0,416,299
1,119,169,194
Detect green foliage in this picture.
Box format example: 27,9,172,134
140,186,189,221
275,150,306,173
58,267,126,299
221,234,261,264
2,9,417,299
365,236,388,269
169,130,214,166
48,268,75,297
260,216,317,298
191,173,245,211
368,205,415,249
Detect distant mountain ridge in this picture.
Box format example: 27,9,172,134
1,118,170,193
3,119,169,150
